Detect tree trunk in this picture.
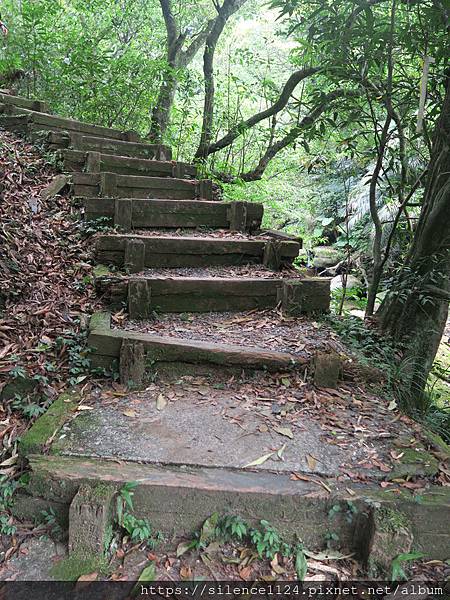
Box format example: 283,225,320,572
195,0,248,161
378,71,450,403
148,0,215,143
149,70,179,142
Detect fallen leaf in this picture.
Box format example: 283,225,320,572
156,394,167,411
76,573,97,583
176,541,194,558
274,426,293,439
123,409,137,418
306,454,318,471
180,566,192,580
77,405,94,411
243,452,274,468
277,443,286,459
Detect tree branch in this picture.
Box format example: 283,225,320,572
227,88,358,182
201,67,320,157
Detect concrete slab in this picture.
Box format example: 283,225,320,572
53,382,383,478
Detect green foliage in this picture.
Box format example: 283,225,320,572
55,331,91,386
39,507,63,539
0,474,28,536
216,515,292,560
391,551,425,582
116,482,161,547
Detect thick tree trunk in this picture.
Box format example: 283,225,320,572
195,0,248,161
378,71,450,403
148,0,215,143
149,67,179,143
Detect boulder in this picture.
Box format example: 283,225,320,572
330,274,362,291
312,246,342,269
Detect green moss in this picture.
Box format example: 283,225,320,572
89,311,111,332
376,506,409,534
387,446,439,480
93,264,112,279
50,551,109,581
423,429,450,456
19,390,79,457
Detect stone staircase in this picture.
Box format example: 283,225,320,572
3,93,448,572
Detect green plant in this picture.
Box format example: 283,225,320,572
391,551,425,581
0,475,28,536
217,516,291,560
76,217,115,238
39,507,63,538
55,331,91,386
11,394,47,419
116,482,161,547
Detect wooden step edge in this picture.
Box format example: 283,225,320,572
2,105,142,142
20,453,450,561
62,148,197,179
82,197,263,232
88,326,305,372
0,93,51,114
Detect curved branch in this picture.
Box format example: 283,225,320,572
237,88,358,181
202,67,320,157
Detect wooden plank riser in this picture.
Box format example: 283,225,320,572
95,235,299,268
96,276,281,313
88,329,304,375
43,131,172,161
0,93,50,113
2,105,140,141
63,149,196,179
84,198,263,231
73,173,213,200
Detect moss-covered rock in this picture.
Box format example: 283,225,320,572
49,551,109,581
19,390,79,457
387,446,440,480
89,311,111,331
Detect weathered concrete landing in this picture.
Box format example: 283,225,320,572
53,387,351,476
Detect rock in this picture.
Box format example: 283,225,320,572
330,274,362,291
312,246,342,269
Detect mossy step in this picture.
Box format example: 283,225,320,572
0,92,50,113
95,234,300,269
43,130,172,161
97,274,282,313
73,172,213,200
0,107,140,141
63,149,196,179
22,453,450,561
84,198,263,231
88,326,306,375
19,390,80,456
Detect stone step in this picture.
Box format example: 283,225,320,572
62,148,196,179
42,130,172,161
84,198,263,232
97,274,282,313
18,453,450,561
95,234,300,270
0,110,140,142
88,317,305,375
74,172,213,200
0,92,50,114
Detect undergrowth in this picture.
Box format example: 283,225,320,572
328,315,450,443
